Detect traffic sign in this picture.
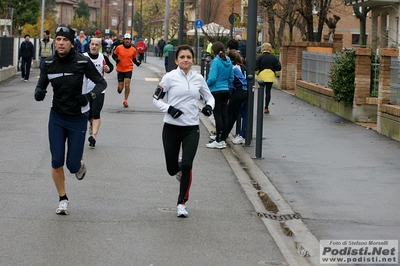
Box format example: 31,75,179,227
194,19,204,29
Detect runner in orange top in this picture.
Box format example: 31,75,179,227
112,33,141,107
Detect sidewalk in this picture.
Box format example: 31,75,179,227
239,86,400,241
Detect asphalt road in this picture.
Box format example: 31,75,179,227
2,54,399,266
0,57,288,266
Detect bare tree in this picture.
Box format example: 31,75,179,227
199,0,219,24
297,0,315,41
259,0,278,47
353,6,371,47
316,0,333,41
276,0,302,42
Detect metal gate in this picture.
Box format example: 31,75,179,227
390,56,400,105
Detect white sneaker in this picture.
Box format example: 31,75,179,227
56,200,69,215
220,141,227,148
206,140,226,149
209,135,216,141
232,135,245,145
176,204,189,218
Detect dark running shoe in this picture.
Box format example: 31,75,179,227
88,136,96,148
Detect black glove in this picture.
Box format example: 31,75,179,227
135,61,141,67
76,93,90,106
34,88,46,101
168,106,184,119
201,105,213,116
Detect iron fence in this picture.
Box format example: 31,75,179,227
0,37,14,68
301,51,334,87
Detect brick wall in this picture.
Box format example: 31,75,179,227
354,48,372,105
280,39,343,91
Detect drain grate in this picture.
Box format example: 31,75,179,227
255,212,301,221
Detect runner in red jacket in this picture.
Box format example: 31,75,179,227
135,38,147,64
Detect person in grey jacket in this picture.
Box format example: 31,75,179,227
18,34,35,82
39,30,54,69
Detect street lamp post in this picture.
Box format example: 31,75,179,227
164,0,169,41
106,0,110,30
40,0,44,39
178,0,184,45
139,0,142,38
9,7,14,36
122,0,126,34
130,0,134,35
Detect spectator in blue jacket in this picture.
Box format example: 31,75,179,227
206,41,234,149
221,49,248,144
74,30,90,53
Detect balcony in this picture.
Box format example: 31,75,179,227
345,0,400,7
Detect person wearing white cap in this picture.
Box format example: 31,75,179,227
112,33,141,107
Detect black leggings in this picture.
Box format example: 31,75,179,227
212,91,230,142
162,123,199,205
264,82,273,109
221,89,247,141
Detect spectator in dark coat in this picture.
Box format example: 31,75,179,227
18,34,35,82
235,35,247,59
255,42,281,114
157,38,166,58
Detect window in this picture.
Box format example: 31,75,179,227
352,34,368,45
111,18,117,27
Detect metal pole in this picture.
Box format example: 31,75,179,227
255,80,264,158
178,0,184,45
164,0,169,41
40,0,44,38
196,29,199,64
122,0,126,34
99,0,102,30
230,4,233,39
194,0,198,64
131,0,134,35
244,0,258,147
106,0,109,29
139,0,142,38
10,8,14,36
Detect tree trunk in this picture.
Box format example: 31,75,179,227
267,9,276,47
